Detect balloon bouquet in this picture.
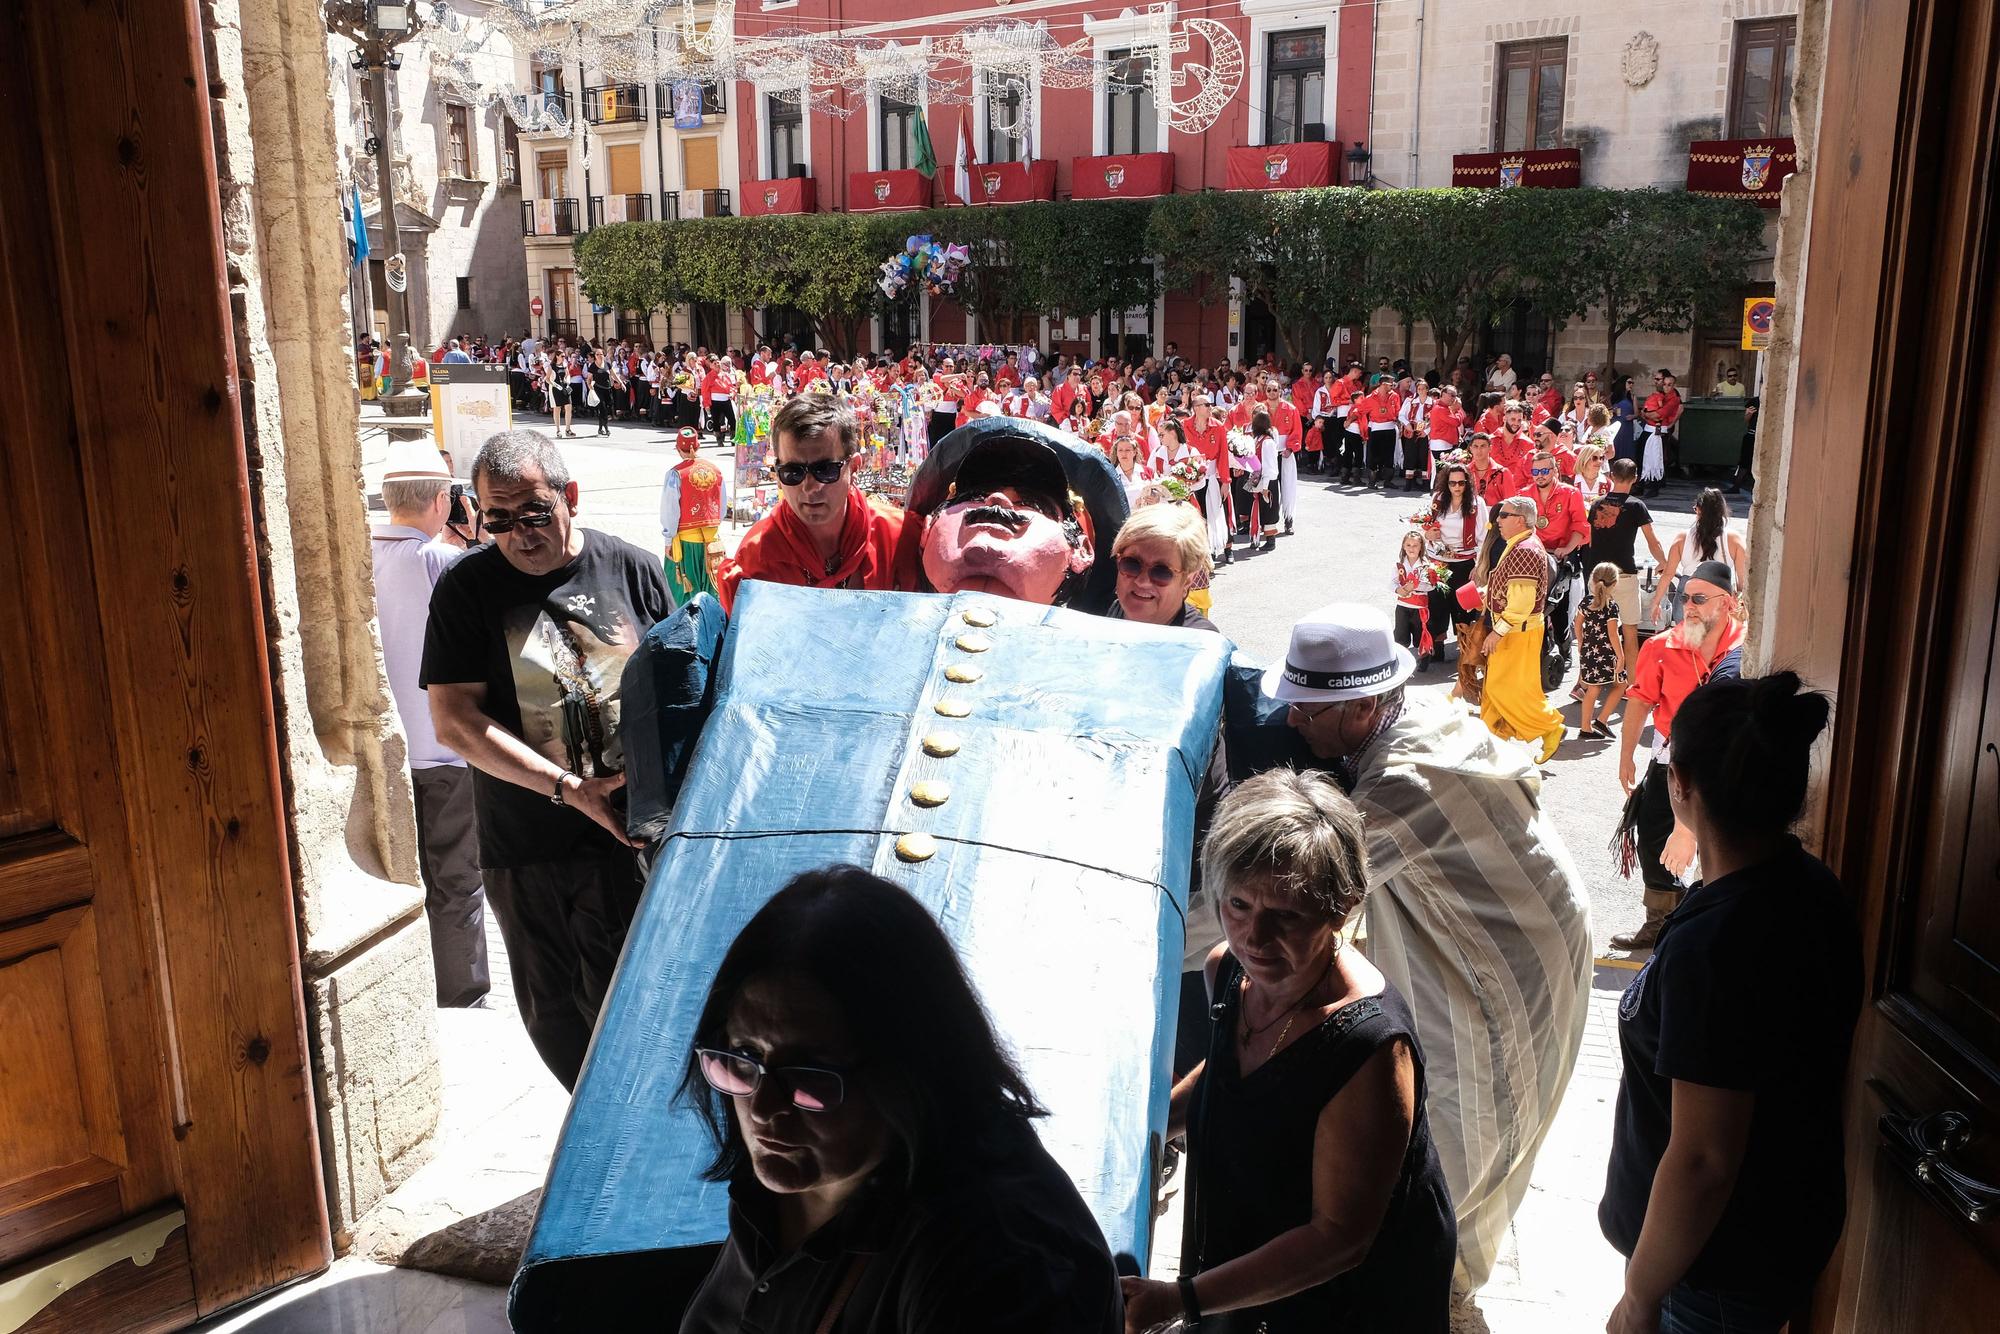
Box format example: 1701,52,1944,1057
878,234,971,299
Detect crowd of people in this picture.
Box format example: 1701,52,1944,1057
364,324,1844,1334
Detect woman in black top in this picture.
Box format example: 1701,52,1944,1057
588,350,614,436
676,867,1122,1334
1121,770,1456,1334
1600,672,1861,1334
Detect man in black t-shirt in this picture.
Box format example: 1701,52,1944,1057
1585,458,1669,710
422,429,673,1090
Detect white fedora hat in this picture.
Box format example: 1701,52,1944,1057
1261,603,1417,705
381,437,454,482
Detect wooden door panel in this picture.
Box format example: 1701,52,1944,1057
0,836,94,940
0,907,129,1269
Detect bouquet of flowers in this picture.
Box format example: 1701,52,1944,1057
1166,457,1207,495
1226,430,1262,478
1404,501,1440,530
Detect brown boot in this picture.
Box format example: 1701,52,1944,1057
1610,914,1664,951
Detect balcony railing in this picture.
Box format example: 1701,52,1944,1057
545,317,578,342
658,78,726,120
521,198,580,237
587,193,654,227
657,191,681,221
679,188,733,218
582,84,646,126
518,90,571,132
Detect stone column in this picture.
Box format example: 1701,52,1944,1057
204,0,443,1249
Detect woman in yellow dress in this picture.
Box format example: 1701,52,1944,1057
1478,496,1565,763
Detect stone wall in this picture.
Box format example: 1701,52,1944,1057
206,0,443,1251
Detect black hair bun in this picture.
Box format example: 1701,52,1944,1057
1751,670,1832,751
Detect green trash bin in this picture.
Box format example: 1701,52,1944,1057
1676,399,1751,471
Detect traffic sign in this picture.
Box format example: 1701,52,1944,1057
530,295,544,317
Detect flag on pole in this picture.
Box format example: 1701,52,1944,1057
955,110,978,205
349,183,370,267
912,111,938,179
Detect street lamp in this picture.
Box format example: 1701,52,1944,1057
325,0,426,404
1346,141,1373,187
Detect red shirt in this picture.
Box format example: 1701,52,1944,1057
1468,458,1515,507
1051,382,1090,422
1327,377,1357,413
1490,427,1534,472
1267,399,1303,452
1428,401,1465,442
1529,481,1589,552
993,362,1020,389
1351,390,1400,432
1627,616,1747,740
1185,419,1229,474
1291,375,1319,416
796,360,827,387
1475,406,1505,438
1641,390,1682,428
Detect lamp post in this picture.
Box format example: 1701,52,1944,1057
326,0,425,402
1345,141,1373,188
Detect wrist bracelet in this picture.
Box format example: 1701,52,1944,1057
1176,1274,1202,1326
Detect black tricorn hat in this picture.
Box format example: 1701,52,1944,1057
907,417,1131,614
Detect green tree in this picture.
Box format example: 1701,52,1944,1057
1370,188,1542,373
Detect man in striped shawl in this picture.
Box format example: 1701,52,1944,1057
1270,603,1593,1294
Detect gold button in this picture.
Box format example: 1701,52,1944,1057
954,632,992,653
921,732,961,758
961,607,998,628
934,697,972,718
944,664,983,684
909,780,951,808
895,832,938,862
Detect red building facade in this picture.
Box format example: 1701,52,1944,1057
726,1,1375,365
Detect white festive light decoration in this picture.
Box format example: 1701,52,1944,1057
423,0,1243,138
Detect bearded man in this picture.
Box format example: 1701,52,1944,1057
1612,561,1746,949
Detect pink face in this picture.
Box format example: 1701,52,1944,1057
922,484,1090,605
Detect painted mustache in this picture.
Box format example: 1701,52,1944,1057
960,504,1034,530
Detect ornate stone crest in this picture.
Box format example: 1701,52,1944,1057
1621,32,1660,90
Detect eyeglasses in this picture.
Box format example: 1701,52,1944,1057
1446,478,1468,486
1117,556,1181,585
775,458,846,487
1531,468,1554,477
481,502,557,534
1685,593,1727,607
695,1047,848,1112
1287,700,1342,722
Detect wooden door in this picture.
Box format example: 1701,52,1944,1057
1786,0,2000,1327
0,0,329,1325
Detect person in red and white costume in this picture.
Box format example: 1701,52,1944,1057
1473,392,1507,441
747,345,775,389
1351,377,1402,488
956,371,995,429
702,355,739,446
1532,371,1563,424
1637,369,1683,495
1396,378,1433,491
1050,365,1091,425
795,350,827,389
1256,374,1304,533
1489,403,1536,477
1325,364,1363,482
1427,385,1467,475
1288,362,1322,475
1525,447,1591,670
1184,394,1235,565
1466,434,1518,509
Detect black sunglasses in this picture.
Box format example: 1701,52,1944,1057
1117,555,1180,585
775,458,846,487
696,1047,848,1112
481,502,557,534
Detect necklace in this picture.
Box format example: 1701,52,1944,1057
1237,951,1338,1055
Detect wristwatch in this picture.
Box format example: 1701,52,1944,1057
551,770,574,805
1176,1275,1202,1328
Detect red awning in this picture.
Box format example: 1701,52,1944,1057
1686,137,1797,208
1450,148,1582,189
1070,152,1174,200
1224,140,1337,190
847,169,934,212
742,177,817,216
971,160,1057,205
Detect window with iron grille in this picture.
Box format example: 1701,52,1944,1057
446,103,472,177
1105,49,1156,155
1493,39,1567,152
1264,30,1325,145
767,94,803,178
1728,19,1797,138
879,96,921,171
456,277,471,310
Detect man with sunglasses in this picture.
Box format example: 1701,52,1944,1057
1263,601,1591,1292
1613,561,1745,951
421,429,674,1090
715,396,921,615
1528,447,1590,679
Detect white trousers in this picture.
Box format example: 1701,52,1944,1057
1278,451,1299,522
1203,474,1230,555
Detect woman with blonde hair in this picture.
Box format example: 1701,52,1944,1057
1110,502,1216,630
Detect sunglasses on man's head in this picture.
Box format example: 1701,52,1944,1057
695,1047,848,1112
775,458,846,487
1117,555,1180,585
481,502,557,534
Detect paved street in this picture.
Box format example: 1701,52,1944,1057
356,407,1731,1331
